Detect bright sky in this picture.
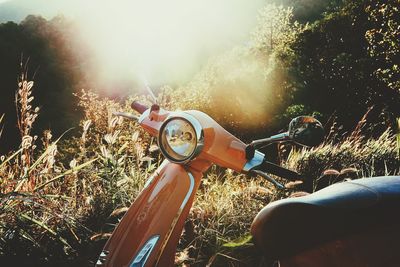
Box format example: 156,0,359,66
1,0,265,87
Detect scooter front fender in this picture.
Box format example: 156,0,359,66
98,160,202,267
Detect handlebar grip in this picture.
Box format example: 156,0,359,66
254,160,302,181
131,101,149,114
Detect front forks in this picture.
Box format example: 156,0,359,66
97,160,203,267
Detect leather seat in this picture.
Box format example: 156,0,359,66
251,176,400,262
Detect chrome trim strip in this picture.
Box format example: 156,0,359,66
155,171,195,265
143,174,155,189
181,112,203,143
130,235,160,267
96,250,109,266
180,171,195,210
138,109,151,124
243,150,265,172
157,112,204,164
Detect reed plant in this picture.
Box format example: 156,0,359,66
1,74,399,266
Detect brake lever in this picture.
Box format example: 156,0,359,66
252,170,285,190
113,111,139,121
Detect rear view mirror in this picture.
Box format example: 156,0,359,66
288,116,324,147
246,116,324,159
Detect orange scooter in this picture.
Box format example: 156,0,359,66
96,101,400,267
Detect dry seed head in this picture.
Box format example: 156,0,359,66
104,133,116,145
109,116,119,129
104,130,120,144
285,180,303,189
140,156,154,162
104,134,112,144
27,81,34,90
83,120,92,132
69,158,77,169
132,131,140,142
135,143,144,159
149,145,159,152
100,145,110,158
289,191,310,198
21,135,33,149
48,144,57,156
46,131,53,141
110,207,129,217
85,196,93,206
117,116,124,125
175,249,190,265
246,186,272,196
40,167,49,174
46,155,56,169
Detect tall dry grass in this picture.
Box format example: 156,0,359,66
1,4,399,265
285,113,400,192
1,72,399,266
0,74,157,265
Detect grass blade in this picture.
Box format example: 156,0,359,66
0,148,23,169
28,128,73,172
222,234,252,248
34,157,98,191
19,213,71,248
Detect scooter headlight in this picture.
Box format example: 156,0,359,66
158,114,203,163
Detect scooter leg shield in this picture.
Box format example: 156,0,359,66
97,160,202,267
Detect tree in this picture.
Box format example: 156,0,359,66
365,0,400,92
283,0,400,131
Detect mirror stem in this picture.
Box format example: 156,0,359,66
246,132,290,160
250,132,290,148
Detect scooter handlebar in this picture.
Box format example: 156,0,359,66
251,160,302,182
131,101,149,114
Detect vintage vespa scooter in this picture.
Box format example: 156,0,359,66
97,101,400,267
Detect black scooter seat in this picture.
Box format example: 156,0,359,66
251,176,400,261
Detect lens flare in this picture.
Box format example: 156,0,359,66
20,0,265,88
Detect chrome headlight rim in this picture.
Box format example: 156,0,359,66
158,113,204,164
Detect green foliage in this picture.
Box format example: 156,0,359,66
251,5,306,55
283,0,400,131
365,0,400,92
1,0,400,266
161,4,307,141
269,0,345,23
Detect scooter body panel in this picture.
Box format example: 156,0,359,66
98,160,203,267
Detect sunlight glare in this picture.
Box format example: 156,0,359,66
60,0,264,87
